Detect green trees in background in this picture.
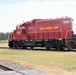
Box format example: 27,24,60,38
0,33,10,40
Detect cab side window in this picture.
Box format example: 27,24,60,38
22,26,26,34
22,26,25,29
17,26,21,31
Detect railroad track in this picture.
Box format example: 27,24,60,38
0,63,28,75
0,47,9,49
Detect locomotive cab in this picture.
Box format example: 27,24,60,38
12,22,29,40
8,22,29,48
16,25,26,35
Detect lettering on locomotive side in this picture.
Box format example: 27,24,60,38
39,27,45,30
39,26,59,30
47,26,52,30
53,26,59,29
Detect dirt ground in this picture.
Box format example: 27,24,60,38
0,57,76,75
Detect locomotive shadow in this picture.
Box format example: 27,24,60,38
11,47,76,52
27,47,76,52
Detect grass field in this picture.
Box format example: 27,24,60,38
0,50,76,71
0,42,76,75
0,41,8,47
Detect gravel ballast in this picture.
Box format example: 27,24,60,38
0,62,47,75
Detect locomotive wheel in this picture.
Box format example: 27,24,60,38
9,44,13,48
55,44,63,50
15,44,19,49
9,41,13,48
67,40,76,50
22,46,26,49
55,41,63,50
45,47,50,50
15,46,18,49
9,46,13,48
45,42,50,50
31,47,33,50
56,46,63,50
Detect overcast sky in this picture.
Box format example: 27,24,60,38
0,0,76,33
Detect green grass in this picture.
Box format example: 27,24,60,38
0,42,8,47
0,49,76,71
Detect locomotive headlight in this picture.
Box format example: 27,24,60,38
30,40,32,41
37,40,39,41
18,40,20,41
45,39,48,41
59,38,62,40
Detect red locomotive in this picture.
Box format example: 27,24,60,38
8,17,75,50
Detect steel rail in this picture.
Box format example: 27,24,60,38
0,63,28,75
0,47,9,49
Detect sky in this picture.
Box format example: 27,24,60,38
0,0,76,33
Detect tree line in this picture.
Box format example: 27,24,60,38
0,33,10,40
